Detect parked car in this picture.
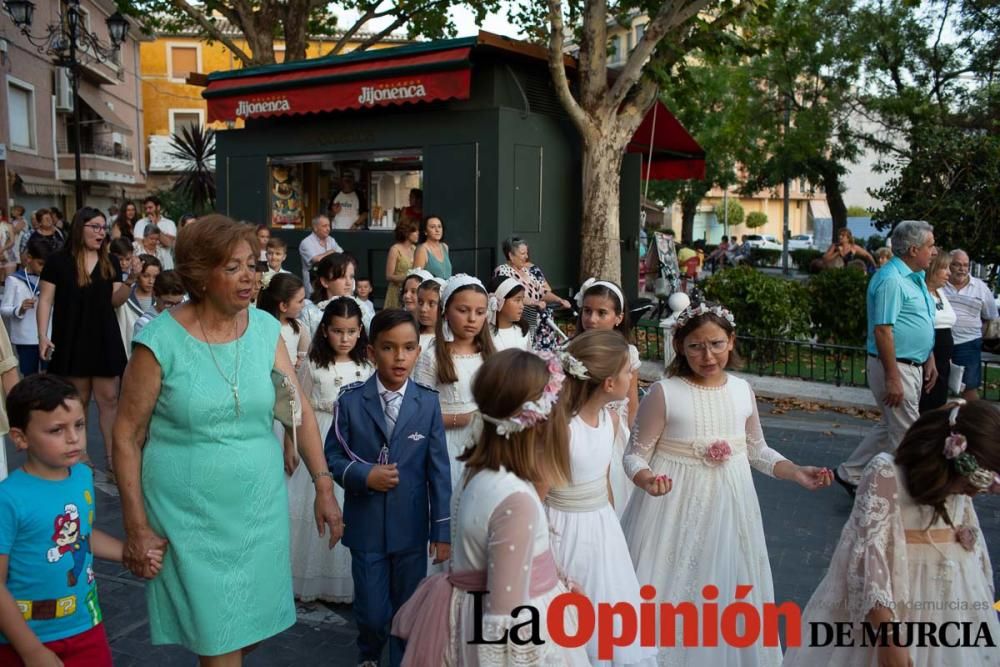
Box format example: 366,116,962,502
788,234,815,251
746,234,783,251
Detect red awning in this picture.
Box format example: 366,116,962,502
627,100,706,181
204,45,473,123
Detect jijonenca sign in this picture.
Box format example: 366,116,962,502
236,98,292,118
358,82,427,106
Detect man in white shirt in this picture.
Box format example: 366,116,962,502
943,249,999,400
134,196,177,248
330,174,367,230
298,214,343,297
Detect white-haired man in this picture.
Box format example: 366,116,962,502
835,220,937,496
943,249,998,400
298,214,343,297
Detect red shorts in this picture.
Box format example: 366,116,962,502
0,623,112,666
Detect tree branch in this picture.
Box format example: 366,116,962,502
328,5,378,55
352,11,411,52
546,0,592,137
169,0,252,66
608,0,714,113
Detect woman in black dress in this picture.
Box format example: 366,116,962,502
37,207,138,470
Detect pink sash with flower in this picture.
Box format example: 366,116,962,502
391,549,560,666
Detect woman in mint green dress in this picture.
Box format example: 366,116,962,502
413,215,452,279
112,216,343,665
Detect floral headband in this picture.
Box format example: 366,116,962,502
488,277,522,327
575,277,624,310
480,351,566,438
559,350,590,380
674,302,736,330
943,401,1000,493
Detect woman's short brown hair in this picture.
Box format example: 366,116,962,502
928,247,950,276
174,214,256,303
460,349,571,489
837,228,854,244
394,218,418,243
895,400,1000,528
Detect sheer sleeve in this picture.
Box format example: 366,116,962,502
746,388,787,477
843,455,908,617
477,491,546,665
959,496,994,599
623,381,667,481
413,348,438,389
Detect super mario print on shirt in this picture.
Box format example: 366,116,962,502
0,464,102,644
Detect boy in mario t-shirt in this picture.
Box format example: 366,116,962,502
0,375,163,666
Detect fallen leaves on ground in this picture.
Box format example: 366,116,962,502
763,397,880,422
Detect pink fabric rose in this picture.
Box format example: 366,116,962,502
706,440,732,464
943,433,967,460
956,525,977,552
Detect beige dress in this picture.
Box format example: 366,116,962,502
383,244,414,309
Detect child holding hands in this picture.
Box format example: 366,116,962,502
0,375,162,666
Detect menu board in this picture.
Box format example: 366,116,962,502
270,163,304,228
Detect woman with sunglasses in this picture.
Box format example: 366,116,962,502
37,207,139,473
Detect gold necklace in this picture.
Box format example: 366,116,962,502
198,311,242,416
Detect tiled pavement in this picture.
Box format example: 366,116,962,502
5,401,998,665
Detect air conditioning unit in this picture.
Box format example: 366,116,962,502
54,67,74,112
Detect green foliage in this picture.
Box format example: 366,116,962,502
168,125,216,215
791,248,823,273
872,129,1000,273
846,205,870,217
807,267,869,345
745,211,768,228
702,266,810,341
864,235,885,253
714,199,745,227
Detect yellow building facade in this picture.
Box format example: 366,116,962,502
141,26,409,185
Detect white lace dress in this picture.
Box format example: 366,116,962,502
413,347,484,490
621,374,786,667
784,453,999,666
420,332,436,353
606,344,641,518
546,410,659,666
448,467,590,666
287,359,373,602
491,326,531,351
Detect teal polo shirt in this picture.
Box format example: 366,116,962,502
866,256,935,362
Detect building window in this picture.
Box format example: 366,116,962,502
169,109,204,136
168,45,200,81
7,79,36,151
626,29,634,52
609,35,622,65
635,22,646,43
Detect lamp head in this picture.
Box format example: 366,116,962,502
106,11,128,47
5,0,35,28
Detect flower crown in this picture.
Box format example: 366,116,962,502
943,402,999,493
480,351,566,438
674,302,736,330
559,351,590,380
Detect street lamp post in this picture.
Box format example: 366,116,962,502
3,0,129,211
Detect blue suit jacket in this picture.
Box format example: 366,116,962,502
326,375,452,553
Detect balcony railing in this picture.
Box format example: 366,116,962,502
58,138,132,160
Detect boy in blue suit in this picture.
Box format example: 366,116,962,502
327,308,451,667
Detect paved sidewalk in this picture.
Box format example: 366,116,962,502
4,402,997,665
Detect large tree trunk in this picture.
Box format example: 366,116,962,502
820,163,848,235
681,194,699,242
281,1,310,62
580,137,625,282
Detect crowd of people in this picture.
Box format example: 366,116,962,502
0,206,995,667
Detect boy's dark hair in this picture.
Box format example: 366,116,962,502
266,236,287,251
153,270,185,297
7,374,81,432
143,195,160,207
309,297,369,367
138,253,162,272
355,276,372,285
369,308,419,344
25,234,53,262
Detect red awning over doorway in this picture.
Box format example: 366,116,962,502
204,43,473,123
627,100,706,181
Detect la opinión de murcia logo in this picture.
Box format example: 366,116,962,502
358,82,427,106
236,98,292,118
464,586,996,659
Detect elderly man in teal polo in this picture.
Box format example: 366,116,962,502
834,220,937,495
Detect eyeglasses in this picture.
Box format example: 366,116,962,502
685,339,729,354
82,223,106,234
